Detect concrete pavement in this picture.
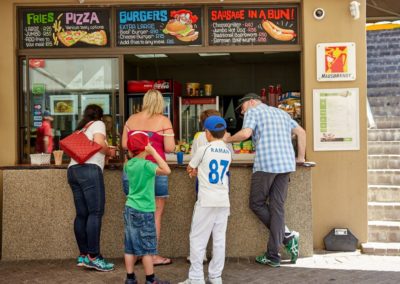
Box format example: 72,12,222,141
1,251,400,283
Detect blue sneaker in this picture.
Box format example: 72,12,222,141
76,255,86,267
83,255,114,272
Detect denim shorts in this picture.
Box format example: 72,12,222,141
122,172,169,198
124,206,158,256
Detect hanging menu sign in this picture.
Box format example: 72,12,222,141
116,8,202,46
20,8,111,49
208,6,298,46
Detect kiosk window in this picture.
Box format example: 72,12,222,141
20,58,119,162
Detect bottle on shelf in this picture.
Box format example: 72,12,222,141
268,85,276,107
260,88,267,104
275,84,282,107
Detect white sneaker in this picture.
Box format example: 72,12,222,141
178,279,206,284
207,277,222,284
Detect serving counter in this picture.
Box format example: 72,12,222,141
0,160,313,261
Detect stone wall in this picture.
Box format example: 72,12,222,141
1,166,312,260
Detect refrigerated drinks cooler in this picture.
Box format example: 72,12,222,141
126,80,181,135
179,96,219,142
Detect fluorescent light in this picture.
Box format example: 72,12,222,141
198,53,230,57
135,54,167,59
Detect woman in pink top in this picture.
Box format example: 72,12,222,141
122,89,175,266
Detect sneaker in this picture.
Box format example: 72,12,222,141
207,277,222,284
284,231,299,264
178,279,206,284
125,279,138,284
83,255,114,272
76,255,86,267
255,254,280,268
146,278,170,284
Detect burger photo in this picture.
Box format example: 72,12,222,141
163,9,199,42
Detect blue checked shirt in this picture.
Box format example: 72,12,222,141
243,104,298,173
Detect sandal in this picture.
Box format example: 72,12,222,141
153,256,172,266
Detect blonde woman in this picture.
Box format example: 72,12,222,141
122,89,175,266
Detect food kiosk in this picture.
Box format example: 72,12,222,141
0,0,367,260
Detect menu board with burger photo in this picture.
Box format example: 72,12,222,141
20,8,110,49
116,8,202,46
208,6,298,46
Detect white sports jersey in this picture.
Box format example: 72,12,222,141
189,140,232,207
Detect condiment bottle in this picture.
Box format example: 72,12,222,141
275,84,282,107
260,88,267,104
268,85,275,107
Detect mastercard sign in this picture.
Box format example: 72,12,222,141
317,42,356,81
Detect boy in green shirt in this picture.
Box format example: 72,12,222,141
124,131,171,284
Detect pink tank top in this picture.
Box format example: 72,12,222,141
127,127,170,163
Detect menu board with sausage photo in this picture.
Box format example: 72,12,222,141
20,8,110,49
116,8,202,46
208,6,298,46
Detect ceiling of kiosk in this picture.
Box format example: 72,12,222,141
125,52,300,67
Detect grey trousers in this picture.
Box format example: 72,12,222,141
249,171,290,262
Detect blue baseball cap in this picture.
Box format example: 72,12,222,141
204,115,226,131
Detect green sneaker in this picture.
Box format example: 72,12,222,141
284,231,299,264
76,255,86,267
83,255,114,272
255,254,280,268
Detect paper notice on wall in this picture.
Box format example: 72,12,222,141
313,88,360,151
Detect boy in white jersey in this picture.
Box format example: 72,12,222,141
179,116,232,284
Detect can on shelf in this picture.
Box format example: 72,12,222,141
204,84,213,96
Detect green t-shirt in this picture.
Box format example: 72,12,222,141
124,158,158,212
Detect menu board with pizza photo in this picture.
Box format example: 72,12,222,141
116,8,202,46
208,6,298,46
20,8,111,49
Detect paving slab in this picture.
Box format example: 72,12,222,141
1,251,400,284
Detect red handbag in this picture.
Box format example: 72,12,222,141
60,121,103,164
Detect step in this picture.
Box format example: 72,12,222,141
370,106,400,116
373,117,400,129
368,155,400,169
368,169,400,186
368,94,400,107
362,242,400,256
368,185,400,202
368,221,400,242
368,202,400,221
368,129,400,141
368,141,400,155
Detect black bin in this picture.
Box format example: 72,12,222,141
324,228,358,252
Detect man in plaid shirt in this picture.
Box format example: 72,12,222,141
225,93,306,268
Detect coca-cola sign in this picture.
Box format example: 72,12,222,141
127,80,173,93
153,81,170,90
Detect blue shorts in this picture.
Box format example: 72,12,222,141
124,206,158,256
122,171,169,198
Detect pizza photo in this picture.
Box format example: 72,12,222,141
57,30,88,47
79,30,107,46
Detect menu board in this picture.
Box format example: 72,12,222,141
20,8,110,49
208,6,298,45
117,8,202,46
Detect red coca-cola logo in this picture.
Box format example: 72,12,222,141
153,81,170,90
127,80,172,93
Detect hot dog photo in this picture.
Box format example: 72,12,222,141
261,20,297,42
163,9,199,42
